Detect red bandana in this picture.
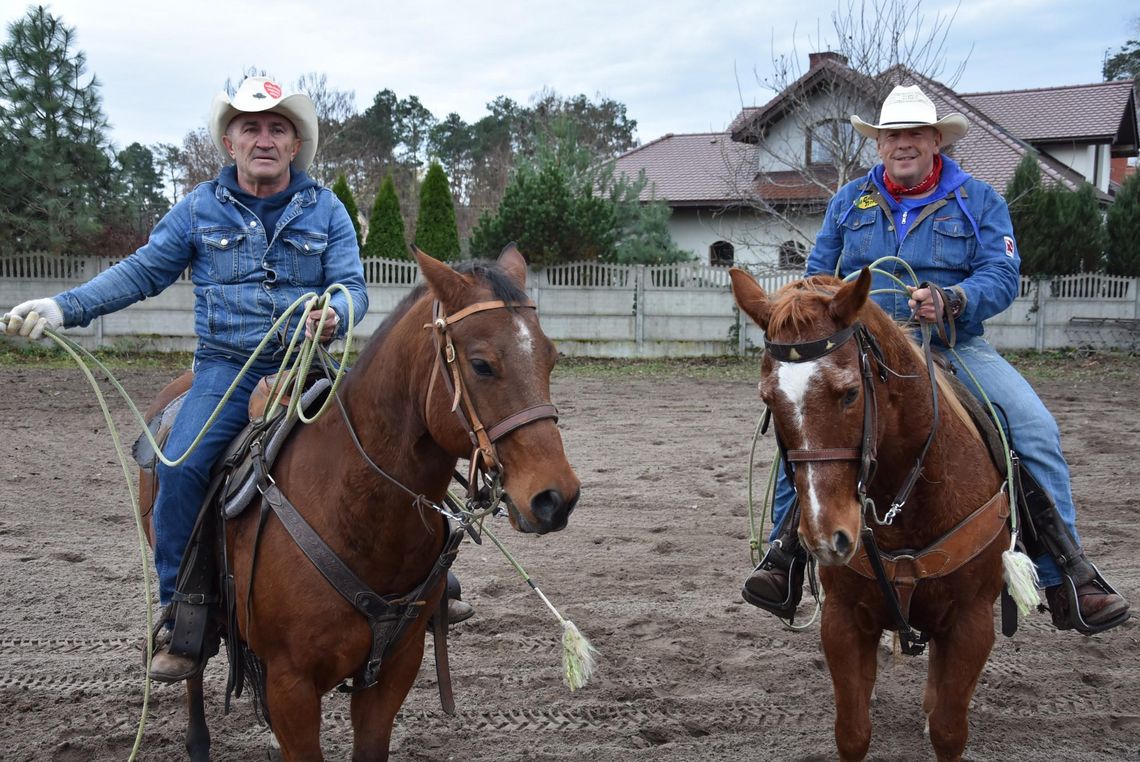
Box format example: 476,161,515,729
884,154,942,200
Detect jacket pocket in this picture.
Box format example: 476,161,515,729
282,232,328,285
200,230,247,283
839,211,877,265
932,217,974,267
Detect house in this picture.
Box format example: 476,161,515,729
612,54,1139,268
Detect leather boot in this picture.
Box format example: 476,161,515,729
742,501,807,620
1017,460,1130,634
447,599,475,624
149,647,203,683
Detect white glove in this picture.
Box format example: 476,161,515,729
3,298,64,340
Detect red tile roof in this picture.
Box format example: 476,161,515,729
962,81,1137,145
609,132,757,206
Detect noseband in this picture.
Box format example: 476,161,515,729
427,299,560,503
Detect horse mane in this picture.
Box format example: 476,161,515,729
769,275,980,443
354,259,529,368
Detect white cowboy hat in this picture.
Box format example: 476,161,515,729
850,84,968,146
209,76,318,171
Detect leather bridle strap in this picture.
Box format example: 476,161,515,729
426,298,559,483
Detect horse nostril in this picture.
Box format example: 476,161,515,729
565,488,581,516
832,531,852,557
531,489,568,530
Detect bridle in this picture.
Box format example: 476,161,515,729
766,317,948,655
767,320,939,527
426,298,560,507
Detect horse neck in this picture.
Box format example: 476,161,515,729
324,298,458,523
868,325,1002,544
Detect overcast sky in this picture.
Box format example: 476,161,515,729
1,0,1135,154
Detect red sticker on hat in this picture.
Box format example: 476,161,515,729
263,81,282,99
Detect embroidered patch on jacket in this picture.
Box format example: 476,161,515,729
1004,236,1016,257
855,195,877,209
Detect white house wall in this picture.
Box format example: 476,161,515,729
669,208,824,269
1040,142,1110,192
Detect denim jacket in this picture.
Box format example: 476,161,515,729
807,156,1020,339
55,170,368,357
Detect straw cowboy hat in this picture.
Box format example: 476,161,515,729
850,84,968,146
209,76,319,171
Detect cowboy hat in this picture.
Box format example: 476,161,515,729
209,76,319,171
850,85,968,146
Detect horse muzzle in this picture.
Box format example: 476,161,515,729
510,486,580,534
801,528,859,567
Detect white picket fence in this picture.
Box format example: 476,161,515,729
1,254,1137,356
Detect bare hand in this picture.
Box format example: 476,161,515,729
907,286,941,322
304,305,339,343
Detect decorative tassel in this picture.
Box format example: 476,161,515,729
1002,544,1040,616
561,619,597,692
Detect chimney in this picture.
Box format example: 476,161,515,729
809,51,849,69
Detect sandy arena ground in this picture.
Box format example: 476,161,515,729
0,356,1137,761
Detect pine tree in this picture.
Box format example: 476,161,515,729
362,173,407,260
1106,171,1140,276
414,162,461,261
0,6,112,252
331,174,362,249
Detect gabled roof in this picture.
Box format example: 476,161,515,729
609,132,756,207
730,55,875,143
961,81,1138,154
894,67,1095,196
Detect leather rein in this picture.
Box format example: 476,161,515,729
250,297,559,695
767,318,1006,655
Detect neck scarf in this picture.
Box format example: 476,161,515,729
883,154,942,200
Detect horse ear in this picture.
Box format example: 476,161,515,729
412,245,471,308
498,242,528,288
729,267,771,331
829,268,872,325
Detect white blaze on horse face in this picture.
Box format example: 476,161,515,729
774,357,851,541
513,315,535,357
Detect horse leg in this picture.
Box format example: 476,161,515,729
184,673,210,762
821,606,880,762
923,639,939,737
349,632,428,762
263,667,324,762
926,606,994,762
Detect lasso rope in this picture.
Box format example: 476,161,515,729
839,256,1039,614
0,288,352,761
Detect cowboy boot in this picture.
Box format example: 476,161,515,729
1018,463,1130,634
445,571,474,625
742,501,808,620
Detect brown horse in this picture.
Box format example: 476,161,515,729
139,246,581,760
730,268,1009,762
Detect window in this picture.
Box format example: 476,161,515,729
779,240,807,270
710,241,734,267
806,119,858,167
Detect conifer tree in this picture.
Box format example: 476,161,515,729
362,173,408,260
331,174,362,249
414,162,461,261
1106,170,1140,276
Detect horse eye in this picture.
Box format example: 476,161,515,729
471,359,495,378
841,387,859,408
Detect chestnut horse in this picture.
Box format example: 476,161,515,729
730,268,1009,762
140,246,581,760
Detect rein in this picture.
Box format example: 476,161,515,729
767,318,948,654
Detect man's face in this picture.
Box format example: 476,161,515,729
223,112,300,193
876,126,942,187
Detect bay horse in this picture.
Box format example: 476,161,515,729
139,245,581,760
730,268,1009,762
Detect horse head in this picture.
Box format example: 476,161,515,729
414,245,581,534
731,267,874,566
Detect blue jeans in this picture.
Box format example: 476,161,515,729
153,351,279,605
769,335,1075,587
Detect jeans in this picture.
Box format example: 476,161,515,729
153,351,279,605
769,334,1075,587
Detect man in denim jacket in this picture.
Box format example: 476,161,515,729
742,85,1129,635
3,77,369,679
